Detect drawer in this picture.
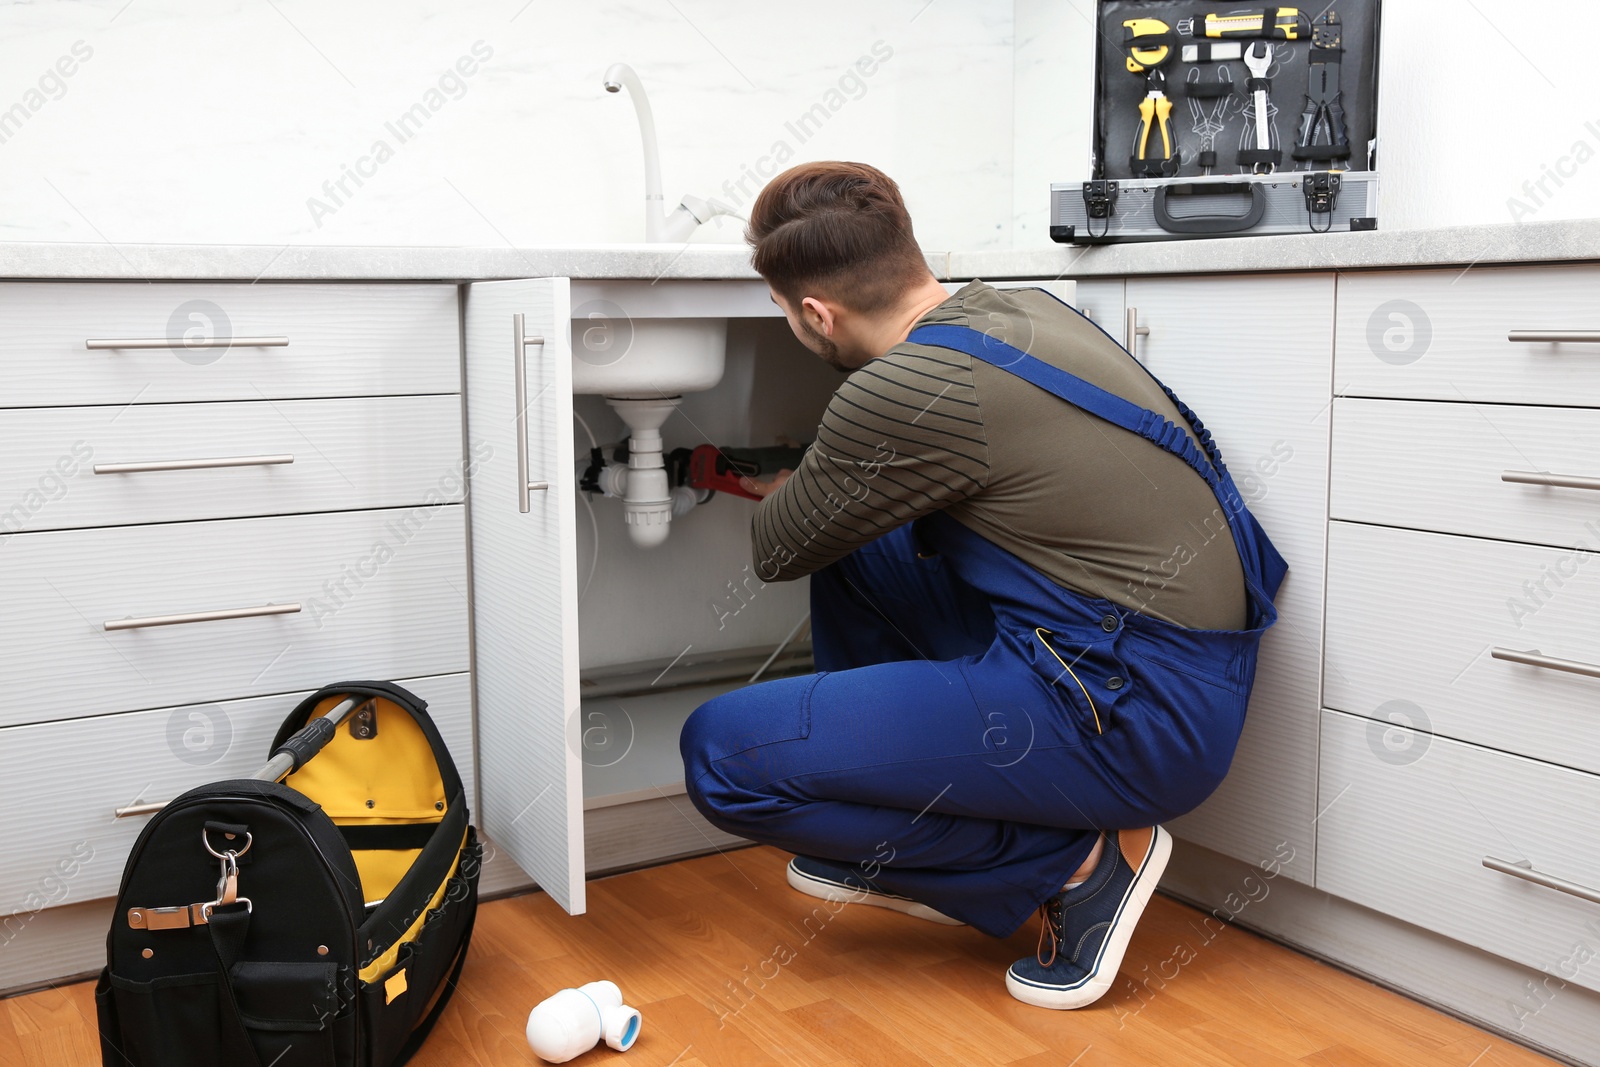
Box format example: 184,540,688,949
1331,397,1600,549
1317,708,1600,994
0,395,466,534
1335,265,1600,406
0,672,473,910
1,507,468,725
1325,522,1600,773
0,282,459,407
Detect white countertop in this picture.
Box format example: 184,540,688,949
1,215,1595,282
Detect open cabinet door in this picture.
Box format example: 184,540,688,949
463,278,584,914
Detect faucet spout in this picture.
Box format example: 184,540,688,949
602,63,667,241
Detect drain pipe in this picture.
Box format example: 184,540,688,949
604,396,685,547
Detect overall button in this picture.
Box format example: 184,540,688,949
1106,676,1125,690
1100,614,1119,632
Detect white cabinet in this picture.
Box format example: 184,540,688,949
1325,522,1600,774
1,508,468,725
1121,274,1334,882
1317,707,1600,996
0,282,459,407
461,278,585,915
1331,397,1600,549
1071,278,1126,343
0,396,464,532
1316,263,1600,1062
0,281,471,993
1334,265,1600,406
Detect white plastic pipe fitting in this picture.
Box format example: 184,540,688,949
585,462,705,520
526,980,641,1063
605,396,681,549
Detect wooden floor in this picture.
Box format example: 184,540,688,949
5,844,1558,1067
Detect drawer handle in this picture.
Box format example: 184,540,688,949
1484,856,1600,907
94,454,294,475
1124,307,1149,361
1491,646,1600,681
1507,331,1600,344
85,336,290,350
513,314,551,514
1502,469,1600,492
104,601,301,632
114,801,169,819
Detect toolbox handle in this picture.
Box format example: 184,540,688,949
1153,182,1268,234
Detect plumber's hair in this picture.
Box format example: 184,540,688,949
746,161,931,313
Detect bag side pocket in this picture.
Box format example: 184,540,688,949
104,971,229,1067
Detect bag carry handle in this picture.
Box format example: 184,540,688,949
259,696,371,781
1153,182,1268,234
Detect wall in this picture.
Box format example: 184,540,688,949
0,0,1591,253
0,0,1015,250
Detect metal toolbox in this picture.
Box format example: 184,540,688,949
1053,1,1382,244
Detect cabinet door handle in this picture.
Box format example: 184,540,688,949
94,454,294,475
1124,307,1150,360
513,313,550,513
1484,856,1600,907
85,336,290,350
1508,331,1600,344
1491,646,1600,680
104,601,301,632
1501,469,1600,492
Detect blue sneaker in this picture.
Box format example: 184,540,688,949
786,855,965,926
1006,826,1172,1009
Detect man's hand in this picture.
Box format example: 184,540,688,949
738,468,793,499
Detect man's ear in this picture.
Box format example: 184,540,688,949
799,296,836,337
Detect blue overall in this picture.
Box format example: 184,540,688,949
680,318,1288,938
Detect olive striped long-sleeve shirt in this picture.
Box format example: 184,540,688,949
750,281,1248,631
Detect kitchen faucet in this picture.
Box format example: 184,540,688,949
603,63,742,242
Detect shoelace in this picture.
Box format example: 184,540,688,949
1035,897,1065,968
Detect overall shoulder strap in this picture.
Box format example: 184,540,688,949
907,320,1289,614
906,324,1237,504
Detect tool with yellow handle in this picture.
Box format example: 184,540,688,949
1123,15,1175,72
1178,6,1311,40
1135,93,1175,168
1123,17,1181,177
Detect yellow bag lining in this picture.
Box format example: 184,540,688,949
359,828,466,984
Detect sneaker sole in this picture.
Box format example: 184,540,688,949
1005,825,1173,1010
786,859,966,926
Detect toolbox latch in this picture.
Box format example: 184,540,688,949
1303,171,1341,215
1082,180,1119,220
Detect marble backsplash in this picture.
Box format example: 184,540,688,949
0,0,1592,253
0,0,1017,250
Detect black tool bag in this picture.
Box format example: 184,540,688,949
1052,1,1383,242
96,681,481,1067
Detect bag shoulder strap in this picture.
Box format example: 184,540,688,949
206,904,266,1067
